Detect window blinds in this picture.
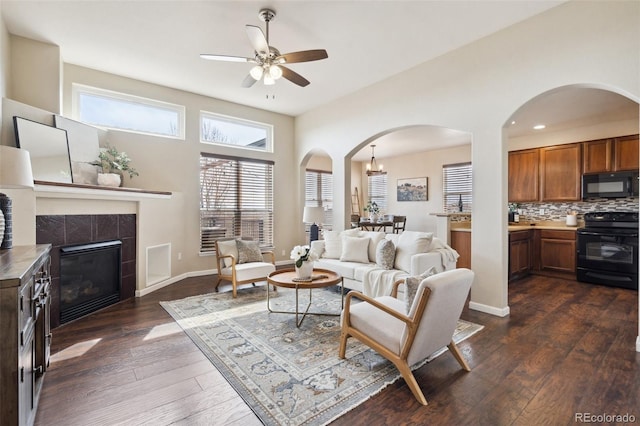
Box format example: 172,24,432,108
442,162,472,212
199,153,274,252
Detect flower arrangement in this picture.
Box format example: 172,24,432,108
95,145,139,179
363,201,380,215
290,245,319,268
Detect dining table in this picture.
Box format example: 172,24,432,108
358,220,393,232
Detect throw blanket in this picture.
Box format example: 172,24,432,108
430,238,460,269
363,268,407,298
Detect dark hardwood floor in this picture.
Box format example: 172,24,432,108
35,275,639,425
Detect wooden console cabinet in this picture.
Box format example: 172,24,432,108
0,245,52,426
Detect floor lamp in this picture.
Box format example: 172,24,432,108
303,206,325,243
0,146,34,249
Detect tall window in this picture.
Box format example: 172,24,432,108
305,169,333,229
443,162,472,212
199,153,274,253
72,84,185,139
200,111,273,152
368,174,388,213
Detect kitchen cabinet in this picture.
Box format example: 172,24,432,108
449,230,471,269
583,138,612,174
509,230,531,281
1,245,52,426
540,143,582,201
613,134,639,171
532,229,576,278
583,134,639,173
508,149,539,202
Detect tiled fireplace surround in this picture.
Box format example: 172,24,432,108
36,214,137,329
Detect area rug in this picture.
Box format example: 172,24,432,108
160,286,483,425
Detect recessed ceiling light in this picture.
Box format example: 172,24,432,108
533,124,546,130
511,120,516,125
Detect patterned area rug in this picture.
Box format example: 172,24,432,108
160,286,483,426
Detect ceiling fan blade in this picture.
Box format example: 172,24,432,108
280,66,310,87
277,49,328,64
200,54,253,63
241,74,258,88
246,25,269,55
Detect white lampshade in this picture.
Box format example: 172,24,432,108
0,146,34,189
303,206,325,225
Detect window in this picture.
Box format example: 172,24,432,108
200,111,272,152
368,174,388,213
72,84,185,139
443,162,472,212
305,169,333,229
199,153,274,253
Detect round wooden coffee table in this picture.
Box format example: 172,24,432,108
266,268,343,327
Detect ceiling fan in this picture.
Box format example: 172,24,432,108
200,8,328,88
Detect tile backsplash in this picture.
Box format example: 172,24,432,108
514,197,639,222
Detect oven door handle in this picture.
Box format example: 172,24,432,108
578,230,638,237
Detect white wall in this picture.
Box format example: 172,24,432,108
295,1,640,317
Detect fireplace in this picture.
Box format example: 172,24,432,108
59,240,122,324
36,214,137,328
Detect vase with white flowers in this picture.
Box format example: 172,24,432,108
364,201,380,222
290,245,319,279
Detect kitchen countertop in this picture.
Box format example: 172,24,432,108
450,220,583,233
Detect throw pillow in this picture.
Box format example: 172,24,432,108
322,230,342,259
394,231,434,273
236,240,263,264
376,239,396,270
359,231,386,262
322,228,362,259
340,236,370,263
217,239,239,267
404,266,437,314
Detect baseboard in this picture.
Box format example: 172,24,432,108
135,261,295,297
135,268,217,297
469,301,510,317
636,336,640,353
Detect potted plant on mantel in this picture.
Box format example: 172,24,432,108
94,145,139,187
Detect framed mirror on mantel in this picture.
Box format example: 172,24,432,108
14,116,73,184
54,115,101,185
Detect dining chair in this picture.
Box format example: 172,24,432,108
393,215,406,233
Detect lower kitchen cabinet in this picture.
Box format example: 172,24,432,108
450,230,471,269
509,230,531,281
532,229,577,278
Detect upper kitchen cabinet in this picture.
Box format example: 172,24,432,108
583,135,639,173
613,135,639,171
540,143,582,201
508,149,539,202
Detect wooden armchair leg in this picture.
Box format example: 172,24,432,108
214,276,222,292
447,341,471,372
396,361,428,406
338,329,349,359
232,282,238,298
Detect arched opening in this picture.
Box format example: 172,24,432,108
347,124,472,240
503,85,639,338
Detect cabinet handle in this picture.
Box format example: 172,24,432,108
34,365,43,375
20,295,23,312
20,367,24,383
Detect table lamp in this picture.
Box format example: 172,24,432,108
303,206,325,243
0,146,34,249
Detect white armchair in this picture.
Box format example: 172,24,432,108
339,268,474,405
214,238,276,298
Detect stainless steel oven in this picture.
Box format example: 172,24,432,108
577,212,638,290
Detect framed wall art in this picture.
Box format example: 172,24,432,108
397,177,427,201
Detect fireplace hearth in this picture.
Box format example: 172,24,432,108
60,240,122,324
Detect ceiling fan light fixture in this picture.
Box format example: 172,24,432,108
249,65,264,80
263,73,275,85
269,64,283,80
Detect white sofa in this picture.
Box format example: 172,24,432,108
310,229,458,295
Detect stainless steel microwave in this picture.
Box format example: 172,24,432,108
582,171,639,199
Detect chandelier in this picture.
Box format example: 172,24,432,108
366,144,386,176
